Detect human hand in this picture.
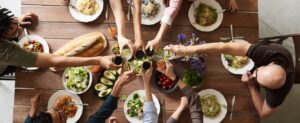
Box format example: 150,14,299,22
117,35,134,54
156,60,176,80
134,40,145,51
60,0,70,4
227,0,239,13
98,55,122,69
18,12,38,27
141,67,153,85
164,44,191,58
241,71,254,84
115,70,136,86
145,38,160,50
30,93,42,109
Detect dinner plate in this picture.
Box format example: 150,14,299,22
18,35,50,71
221,39,255,75
141,0,166,25
188,0,223,32
47,90,83,123
198,89,227,123
69,0,104,22
124,90,160,123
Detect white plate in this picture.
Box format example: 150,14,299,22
18,35,50,70
69,0,104,22
221,39,255,75
47,90,83,123
124,90,160,123
141,0,166,25
188,0,223,32
62,67,93,94
198,89,227,123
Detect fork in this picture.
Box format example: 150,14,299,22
127,0,133,21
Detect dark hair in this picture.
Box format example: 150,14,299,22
32,112,52,123
0,7,14,37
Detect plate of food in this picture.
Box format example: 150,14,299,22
141,0,166,25
198,89,227,123
124,90,160,123
47,90,83,123
18,35,50,70
94,69,121,98
221,39,255,75
188,0,223,32
63,67,92,94
69,0,104,22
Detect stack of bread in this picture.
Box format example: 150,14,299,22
50,32,107,72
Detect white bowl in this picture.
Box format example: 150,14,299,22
62,67,92,94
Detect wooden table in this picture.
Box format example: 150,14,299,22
14,0,259,122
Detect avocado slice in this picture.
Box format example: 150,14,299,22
98,88,112,97
101,77,113,86
109,70,117,75
94,83,107,91
104,71,116,80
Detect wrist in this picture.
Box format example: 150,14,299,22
168,74,176,81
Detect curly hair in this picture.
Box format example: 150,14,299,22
0,7,14,37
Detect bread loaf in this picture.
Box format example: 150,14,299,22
50,32,107,72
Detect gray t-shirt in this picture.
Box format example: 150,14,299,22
0,39,38,74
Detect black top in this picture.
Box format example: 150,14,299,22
246,42,295,108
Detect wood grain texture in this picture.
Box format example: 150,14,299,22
14,0,259,122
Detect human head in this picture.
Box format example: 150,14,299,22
252,63,286,89
0,7,21,40
31,112,52,123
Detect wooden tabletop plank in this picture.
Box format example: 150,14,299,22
21,4,258,28
21,0,258,12
24,23,258,42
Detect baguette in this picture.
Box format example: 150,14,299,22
50,32,107,72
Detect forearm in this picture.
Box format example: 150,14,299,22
144,83,153,102
35,53,99,67
189,41,251,56
248,85,264,115
181,86,203,123
133,0,142,41
154,23,169,42
28,106,39,117
110,0,126,37
111,82,123,97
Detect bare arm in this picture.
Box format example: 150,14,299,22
109,0,126,37
132,0,144,49
35,53,119,69
165,41,252,57
248,84,276,118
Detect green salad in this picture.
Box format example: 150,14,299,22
194,3,218,26
64,67,89,93
200,95,221,117
183,70,203,87
127,93,144,119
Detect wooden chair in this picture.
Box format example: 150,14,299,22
259,33,300,84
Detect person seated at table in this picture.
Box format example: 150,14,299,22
146,0,239,49
61,0,144,52
24,70,136,123
157,61,203,123
0,7,120,77
164,40,295,118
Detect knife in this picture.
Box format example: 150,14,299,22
127,0,132,21
230,95,236,120
220,36,244,41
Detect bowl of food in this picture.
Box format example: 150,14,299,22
141,0,166,25
18,35,50,70
69,0,104,22
188,0,223,32
197,89,227,123
47,90,83,123
153,70,178,93
63,67,92,94
124,90,160,123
